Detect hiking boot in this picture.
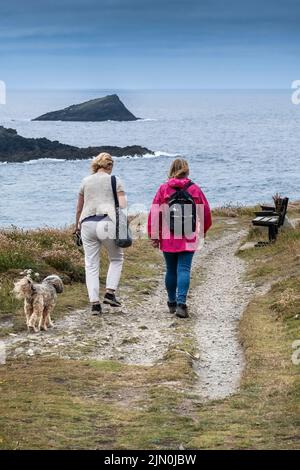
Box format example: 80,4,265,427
91,303,102,315
167,301,177,313
103,292,121,307
176,304,189,318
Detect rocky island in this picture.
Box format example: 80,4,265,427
0,126,153,162
33,94,139,122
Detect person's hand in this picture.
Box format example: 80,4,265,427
73,228,83,247
151,239,159,249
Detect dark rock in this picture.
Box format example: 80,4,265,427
0,126,153,162
33,94,139,122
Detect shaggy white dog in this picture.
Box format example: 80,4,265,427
13,274,64,333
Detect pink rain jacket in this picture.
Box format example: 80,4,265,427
147,178,212,252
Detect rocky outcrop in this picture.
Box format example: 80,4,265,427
33,94,138,122
0,126,153,162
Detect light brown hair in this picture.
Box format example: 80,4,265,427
168,158,189,179
91,152,113,173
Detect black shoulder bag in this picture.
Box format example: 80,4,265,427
111,175,133,248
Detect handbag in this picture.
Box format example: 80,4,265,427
111,175,133,248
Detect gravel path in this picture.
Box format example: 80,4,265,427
4,290,176,365
4,223,257,401
190,229,255,400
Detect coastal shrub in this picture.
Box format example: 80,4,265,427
212,203,259,217
0,277,21,315
0,228,84,277
272,288,298,315
30,227,76,250
0,232,39,272
43,252,85,282
0,252,38,273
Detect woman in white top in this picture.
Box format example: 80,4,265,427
75,153,126,315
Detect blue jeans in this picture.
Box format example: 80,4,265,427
163,251,194,305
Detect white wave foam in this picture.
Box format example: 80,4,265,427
113,150,178,160
154,150,180,157
5,150,178,165
113,154,148,160
24,158,67,165
137,118,157,122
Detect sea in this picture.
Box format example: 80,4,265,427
0,89,299,228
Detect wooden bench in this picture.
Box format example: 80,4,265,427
252,197,289,246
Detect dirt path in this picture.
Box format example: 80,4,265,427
4,289,176,365
4,222,257,400
190,227,256,400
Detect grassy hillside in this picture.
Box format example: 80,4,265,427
0,206,299,449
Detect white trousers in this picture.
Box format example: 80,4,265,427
81,220,124,303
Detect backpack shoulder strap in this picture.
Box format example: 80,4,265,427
183,180,194,191
111,175,119,208
168,181,195,202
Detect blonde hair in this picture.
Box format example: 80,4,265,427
91,152,113,173
168,158,189,179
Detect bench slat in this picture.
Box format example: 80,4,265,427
252,216,279,225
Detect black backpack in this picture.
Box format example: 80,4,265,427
167,181,196,235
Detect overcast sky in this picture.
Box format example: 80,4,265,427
0,0,299,89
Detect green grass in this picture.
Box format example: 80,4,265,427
0,209,299,449
239,221,300,285
1,280,298,449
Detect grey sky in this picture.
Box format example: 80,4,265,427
0,0,299,88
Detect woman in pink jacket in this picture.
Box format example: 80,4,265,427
148,159,212,318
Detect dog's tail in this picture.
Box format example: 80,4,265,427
43,275,64,294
